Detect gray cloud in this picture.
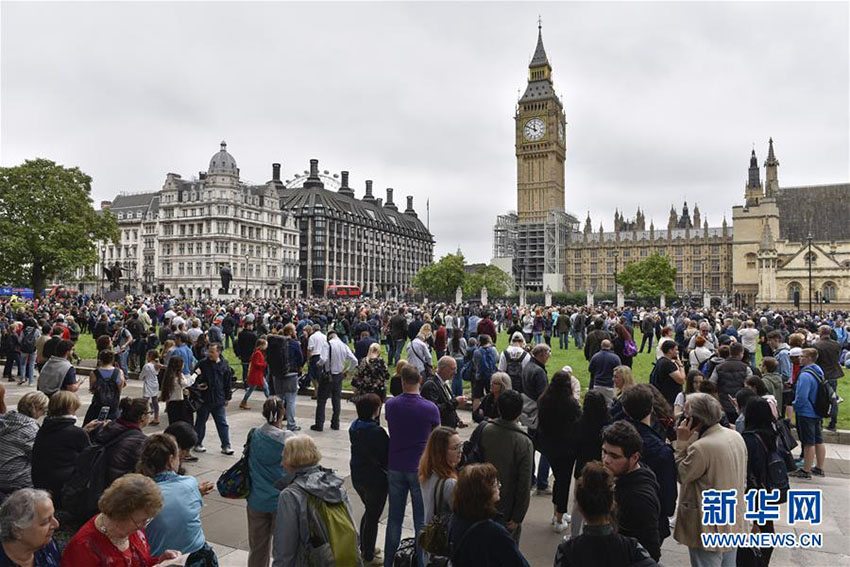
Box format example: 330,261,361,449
2,2,847,263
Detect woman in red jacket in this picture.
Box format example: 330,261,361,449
240,339,268,409
60,473,180,567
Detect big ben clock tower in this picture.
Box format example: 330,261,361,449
516,22,566,222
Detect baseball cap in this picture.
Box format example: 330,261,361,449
789,347,803,357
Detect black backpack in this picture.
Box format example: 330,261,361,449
807,369,833,418
20,327,37,354
61,430,132,521
461,420,490,468
93,369,122,408
504,349,528,390
745,432,789,503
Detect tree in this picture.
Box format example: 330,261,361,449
0,159,119,297
412,253,466,298
463,264,514,298
616,253,677,299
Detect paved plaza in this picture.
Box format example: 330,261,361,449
4,378,850,567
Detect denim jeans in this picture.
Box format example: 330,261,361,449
452,361,465,397
533,332,543,345
20,352,36,384
384,470,424,567
282,390,298,429
688,547,736,567
533,452,550,489
241,362,250,384
390,339,406,367
118,348,130,378
573,329,585,348
242,380,270,404
315,372,343,429
195,403,231,449
559,331,569,349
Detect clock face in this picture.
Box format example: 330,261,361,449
524,118,546,141
558,121,565,144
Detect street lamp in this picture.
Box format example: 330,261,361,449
100,247,106,298
244,254,250,298
806,233,813,315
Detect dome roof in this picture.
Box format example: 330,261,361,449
208,140,238,174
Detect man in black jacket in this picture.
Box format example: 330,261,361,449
235,322,258,386
584,318,612,361
815,325,843,431
421,356,466,428
388,308,408,367
602,421,662,562
709,342,752,422
193,344,234,455
619,385,676,547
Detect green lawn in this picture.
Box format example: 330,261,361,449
73,328,850,429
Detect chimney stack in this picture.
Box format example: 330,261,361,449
404,195,417,217
101,200,112,210
338,170,355,197
363,180,375,201
384,188,398,210
272,163,281,182
303,159,324,189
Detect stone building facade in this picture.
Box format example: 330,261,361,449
732,139,850,309
277,159,434,298
564,204,734,300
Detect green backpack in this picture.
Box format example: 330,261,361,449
303,491,363,566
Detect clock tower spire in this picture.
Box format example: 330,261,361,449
516,21,566,222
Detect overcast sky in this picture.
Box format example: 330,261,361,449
2,1,848,263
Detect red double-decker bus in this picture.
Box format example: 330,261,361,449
327,285,361,298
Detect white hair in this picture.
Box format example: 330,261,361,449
0,489,52,542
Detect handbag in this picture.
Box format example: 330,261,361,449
419,479,451,557
392,537,417,567
216,428,255,499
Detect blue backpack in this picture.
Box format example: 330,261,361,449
460,347,477,382
477,346,497,382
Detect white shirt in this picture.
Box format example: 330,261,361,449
307,330,329,360
738,328,760,353
323,337,357,374
140,361,160,398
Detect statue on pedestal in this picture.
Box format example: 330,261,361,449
455,286,463,305
219,266,233,295
481,286,488,306
544,285,552,307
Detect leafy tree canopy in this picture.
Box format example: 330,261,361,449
0,159,119,297
412,252,467,299
463,264,513,298
616,253,677,298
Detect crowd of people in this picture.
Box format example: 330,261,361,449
0,292,845,566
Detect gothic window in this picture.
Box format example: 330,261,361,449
788,282,802,301
823,282,837,302
746,253,757,269
804,252,817,265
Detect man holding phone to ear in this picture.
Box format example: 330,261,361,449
672,392,747,567
192,344,234,455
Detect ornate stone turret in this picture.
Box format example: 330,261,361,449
584,212,592,235
668,205,678,230
745,149,763,207
764,137,780,197
693,204,701,228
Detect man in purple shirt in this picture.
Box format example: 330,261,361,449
383,365,440,567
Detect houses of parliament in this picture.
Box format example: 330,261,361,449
493,25,850,309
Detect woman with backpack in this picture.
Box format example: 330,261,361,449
247,397,294,567
419,426,461,565
272,435,360,567
449,463,529,567
739,398,783,566
352,343,390,404
611,324,635,368
83,350,125,426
